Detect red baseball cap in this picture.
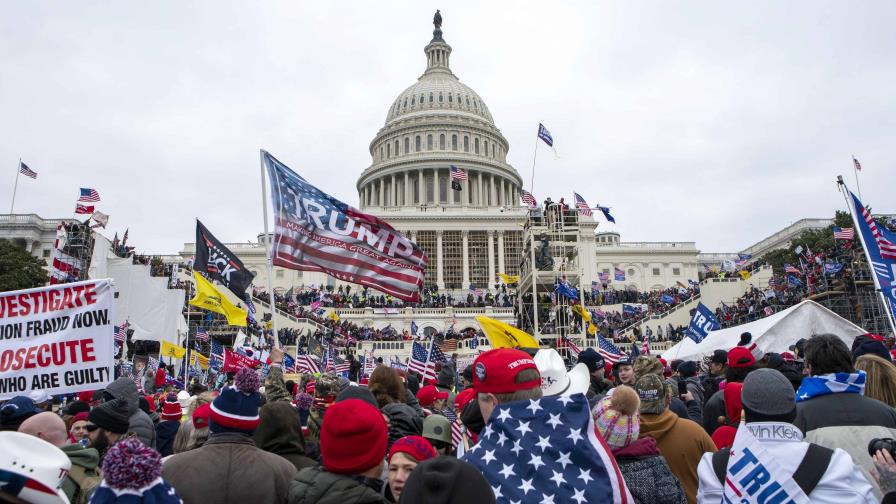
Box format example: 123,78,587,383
472,348,540,394
727,346,756,368
454,388,476,411
416,385,448,408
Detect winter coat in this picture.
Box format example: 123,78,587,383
613,438,687,504
155,420,180,457
587,375,613,400
143,374,156,395
670,396,703,427
288,466,389,504
254,401,316,472
265,366,293,404
61,444,101,504
381,402,422,450
163,432,297,504
702,389,726,435
697,421,876,504
795,392,896,499
155,367,167,388
639,409,717,504
104,377,156,448
700,374,724,407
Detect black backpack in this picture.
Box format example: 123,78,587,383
712,443,833,495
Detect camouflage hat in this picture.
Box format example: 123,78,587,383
422,414,452,444
635,374,668,415
633,356,663,379
314,373,344,399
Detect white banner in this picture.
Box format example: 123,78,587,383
0,279,115,399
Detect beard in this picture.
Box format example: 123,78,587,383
90,430,111,453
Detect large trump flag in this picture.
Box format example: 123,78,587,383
263,150,428,302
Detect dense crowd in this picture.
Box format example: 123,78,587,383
6,330,896,503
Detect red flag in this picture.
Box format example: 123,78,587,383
222,348,261,372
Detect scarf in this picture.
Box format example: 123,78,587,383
795,371,866,403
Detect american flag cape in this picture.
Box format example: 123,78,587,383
263,150,428,302
463,394,632,503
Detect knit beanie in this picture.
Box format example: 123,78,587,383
90,438,182,504
577,348,605,374
398,456,496,504
388,435,438,463
741,368,797,423
64,400,91,417
593,386,641,449
320,398,388,475
209,368,262,435
677,361,698,378
852,339,892,363
335,385,378,408
160,393,183,421
710,349,728,366
88,398,131,434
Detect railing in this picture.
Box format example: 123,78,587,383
596,241,697,249
251,295,328,332
358,337,489,353
0,214,68,226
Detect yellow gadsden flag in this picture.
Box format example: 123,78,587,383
189,271,247,326
328,311,340,322
571,304,591,322
475,315,540,349
587,322,597,335
161,341,186,359
739,270,752,281
498,273,520,284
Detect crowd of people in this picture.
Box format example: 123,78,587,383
7,329,896,503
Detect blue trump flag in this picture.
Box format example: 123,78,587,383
537,123,554,147
685,302,720,343
463,394,632,503
622,304,638,315
845,189,896,318
661,294,674,304
555,281,579,301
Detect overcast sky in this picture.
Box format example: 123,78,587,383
2,1,894,255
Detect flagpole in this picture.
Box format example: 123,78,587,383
259,149,281,349
529,136,539,196
10,159,21,214
836,176,896,335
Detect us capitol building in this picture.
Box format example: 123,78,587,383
2,13,815,334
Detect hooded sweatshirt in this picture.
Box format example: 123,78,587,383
104,377,156,448
639,409,717,504
254,401,316,471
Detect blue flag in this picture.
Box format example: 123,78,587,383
685,302,720,344
787,274,804,287
463,395,631,502
661,294,674,304
283,353,295,372
537,123,554,147
410,321,418,336
622,304,638,315
597,206,616,224
555,282,579,301
824,262,844,275
845,189,896,317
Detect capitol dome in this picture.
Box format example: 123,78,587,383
357,13,523,211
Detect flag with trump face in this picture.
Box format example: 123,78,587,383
463,394,632,503
263,150,428,302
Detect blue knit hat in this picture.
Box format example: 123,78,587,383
209,368,262,434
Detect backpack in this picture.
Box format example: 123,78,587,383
67,464,103,504
711,443,834,496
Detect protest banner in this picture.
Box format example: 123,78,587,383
222,348,261,372
0,279,115,399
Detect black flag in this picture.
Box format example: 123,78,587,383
195,220,255,296
451,180,461,191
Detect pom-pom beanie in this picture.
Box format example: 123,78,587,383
209,368,262,434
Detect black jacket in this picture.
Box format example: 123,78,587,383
702,389,726,435
255,402,317,471
288,466,388,504
382,403,422,450
155,420,180,457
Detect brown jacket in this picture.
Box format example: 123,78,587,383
163,432,297,504
639,409,717,504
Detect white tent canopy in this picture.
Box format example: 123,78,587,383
661,300,867,362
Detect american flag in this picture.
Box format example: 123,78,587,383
78,188,100,202
451,418,465,448
784,263,801,275
574,192,593,217
614,267,625,282
469,285,485,297
463,395,631,502
641,335,651,355
438,339,458,353
429,342,448,364
768,277,778,287
18,161,37,179
74,204,95,215
114,321,129,343
597,335,625,364
148,356,160,372
520,189,537,208
449,165,467,181
560,336,582,356
297,353,321,374
853,155,862,172
407,341,433,377
195,327,209,342
210,340,224,370
833,227,855,240
855,192,896,260
263,151,428,302
764,306,775,316
362,350,375,376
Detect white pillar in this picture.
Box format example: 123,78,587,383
462,230,470,289
404,172,410,206
436,230,445,289
499,178,505,206
497,231,505,274
487,231,495,287
477,172,484,206
490,175,497,207
433,168,440,205
379,178,385,206
418,169,424,204
390,174,396,206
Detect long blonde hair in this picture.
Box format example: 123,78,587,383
855,354,896,408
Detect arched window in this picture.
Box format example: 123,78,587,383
420,94,425,104
403,98,407,108
429,93,433,103
386,143,391,158
484,140,489,157
427,134,433,150
491,144,496,158
439,134,445,150
463,136,469,152
411,96,416,106
380,147,384,160
394,140,399,156
448,93,453,103
452,134,458,151
438,93,443,103
404,137,410,154
465,97,470,107
415,136,421,152
474,138,479,154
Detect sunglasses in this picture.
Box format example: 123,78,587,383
84,424,100,432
